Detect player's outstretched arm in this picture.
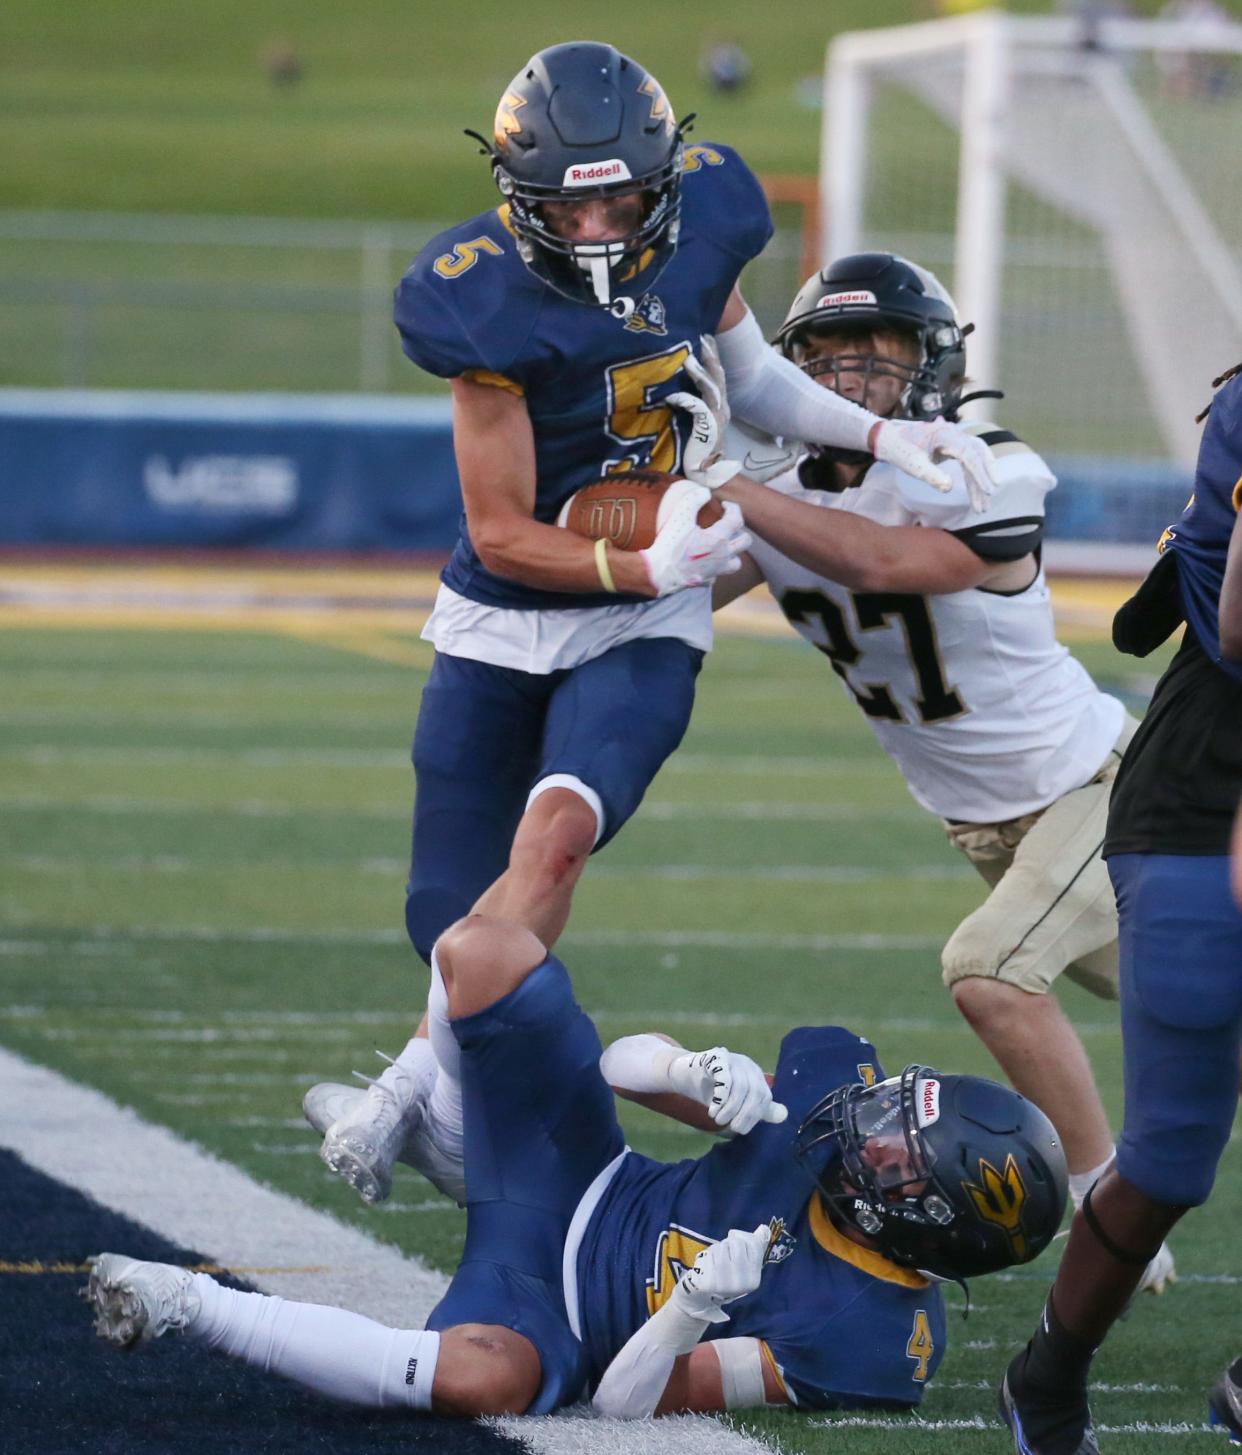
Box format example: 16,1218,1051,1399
712,287,995,507
451,375,656,596
600,1033,786,1136
719,475,997,595
593,1227,785,1418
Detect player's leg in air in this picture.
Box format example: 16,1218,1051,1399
305,632,702,1206
87,916,626,1418
939,724,1173,1296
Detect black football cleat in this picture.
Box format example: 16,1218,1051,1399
998,1348,1100,1455
1209,1358,1242,1445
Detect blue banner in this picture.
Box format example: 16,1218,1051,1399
0,390,460,551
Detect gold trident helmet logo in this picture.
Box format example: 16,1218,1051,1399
493,91,527,150
638,74,674,132
963,1154,1029,1260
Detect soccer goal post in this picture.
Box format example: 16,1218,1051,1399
821,8,1242,509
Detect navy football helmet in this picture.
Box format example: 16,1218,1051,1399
774,253,968,421
468,42,687,310
795,1064,1067,1282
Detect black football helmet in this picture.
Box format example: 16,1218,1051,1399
468,42,687,310
774,253,968,421
795,1065,1067,1282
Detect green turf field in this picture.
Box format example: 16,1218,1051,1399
0,610,1232,1453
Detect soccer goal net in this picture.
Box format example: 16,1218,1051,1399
821,10,1242,565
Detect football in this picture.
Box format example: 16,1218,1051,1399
556,470,723,552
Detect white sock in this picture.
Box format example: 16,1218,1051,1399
1069,1148,1116,1209
188,1275,439,1410
425,949,464,1157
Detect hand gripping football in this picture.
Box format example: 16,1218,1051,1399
556,470,724,552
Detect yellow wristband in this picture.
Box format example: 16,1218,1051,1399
594,535,618,594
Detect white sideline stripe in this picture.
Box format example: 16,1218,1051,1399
0,1043,448,1327
0,1046,775,1455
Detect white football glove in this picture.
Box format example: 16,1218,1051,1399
673,1225,772,1324
666,339,743,490
638,491,750,597
666,1046,788,1136
872,417,997,514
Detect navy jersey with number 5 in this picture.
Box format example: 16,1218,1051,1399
575,1026,947,1409
394,143,773,611
1160,372,1242,683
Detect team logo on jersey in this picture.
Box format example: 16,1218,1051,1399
647,1224,712,1314
963,1154,1028,1259
621,292,668,336
765,1217,797,1265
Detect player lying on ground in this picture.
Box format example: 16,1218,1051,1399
86,914,1065,1418
998,365,1242,1454
315,43,998,1213
685,252,1172,1293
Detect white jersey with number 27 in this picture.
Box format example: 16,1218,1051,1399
744,428,1124,823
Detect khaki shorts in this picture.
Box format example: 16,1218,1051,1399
940,716,1139,1001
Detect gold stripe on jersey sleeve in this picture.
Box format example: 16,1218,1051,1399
1232,474,1241,512
461,369,524,397
808,1193,930,1288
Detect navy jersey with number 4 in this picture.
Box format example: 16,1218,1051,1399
394,143,773,611
575,1027,947,1409
1160,372,1242,683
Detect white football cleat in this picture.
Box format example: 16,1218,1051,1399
1136,1240,1177,1296
307,1076,413,1206
84,1253,201,1349
304,1074,466,1207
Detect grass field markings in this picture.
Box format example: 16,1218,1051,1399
1,852,971,886
589,865,973,884
0,745,886,777
227,1116,317,1130
567,929,944,951
0,745,409,767
377,1199,457,1214
0,1044,776,1455
941,1379,1181,1394
0,792,919,825
640,803,916,822
251,1142,322,1155
2,922,951,954
812,1416,1212,1436
273,621,434,670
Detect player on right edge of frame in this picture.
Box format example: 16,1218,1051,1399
687,252,1174,1294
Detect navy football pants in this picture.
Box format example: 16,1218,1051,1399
1110,853,1242,1207
425,954,625,1411
405,637,702,962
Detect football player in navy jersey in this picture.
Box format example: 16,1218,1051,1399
998,366,1242,1455
87,913,1066,1421
306,40,998,1211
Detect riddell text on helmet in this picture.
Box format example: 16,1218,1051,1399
563,159,633,186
